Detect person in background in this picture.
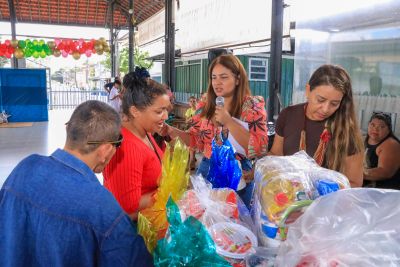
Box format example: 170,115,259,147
269,64,364,187
103,72,170,221
163,54,269,207
109,79,123,112
363,112,400,189
185,96,197,124
0,100,152,266
104,77,120,94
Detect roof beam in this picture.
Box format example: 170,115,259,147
94,0,99,26
57,0,60,24
85,0,89,25
67,0,70,23
37,0,42,23
28,0,33,21
136,0,164,23
47,0,51,23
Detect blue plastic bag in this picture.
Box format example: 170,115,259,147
207,138,242,190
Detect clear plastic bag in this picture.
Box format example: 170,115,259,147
178,175,258,266
275,188,400,267
253,151,351,245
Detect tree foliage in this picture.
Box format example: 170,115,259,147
102,47,153,75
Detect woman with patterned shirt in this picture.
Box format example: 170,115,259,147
163,54,268,206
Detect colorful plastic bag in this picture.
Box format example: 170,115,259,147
154,197,231,267
208,138,242,190
138,138,190,252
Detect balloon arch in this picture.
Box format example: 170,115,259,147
0,38,110,60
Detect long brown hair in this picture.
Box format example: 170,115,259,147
201,54,251,120
308,64,364,172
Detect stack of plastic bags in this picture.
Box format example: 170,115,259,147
138,139,190,252
173,175,258,266
253,151,351,246
275,188,400,266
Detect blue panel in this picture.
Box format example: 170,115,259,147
0,68,48,122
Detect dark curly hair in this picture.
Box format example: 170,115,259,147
121,72,167,116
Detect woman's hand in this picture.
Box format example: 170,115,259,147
215,106,233,126
160,123,172,137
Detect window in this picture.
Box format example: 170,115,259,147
249,58,268,81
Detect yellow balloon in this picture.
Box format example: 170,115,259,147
14,48,24,59
103,46,110,53
47,41,56,49
94,43,103,51
99,37,106,43
53,49,61,57
10,39,19,48
72,51,81,60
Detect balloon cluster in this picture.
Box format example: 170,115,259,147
0,38,110,60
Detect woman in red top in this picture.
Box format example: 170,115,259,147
103,73,170,220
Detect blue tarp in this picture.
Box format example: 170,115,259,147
0,68,48,122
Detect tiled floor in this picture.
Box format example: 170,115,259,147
0,109,200,187
0,110,73,187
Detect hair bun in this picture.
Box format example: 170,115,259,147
134,66,150,79
123,72,147,90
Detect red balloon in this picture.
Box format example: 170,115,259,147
5,40,11,46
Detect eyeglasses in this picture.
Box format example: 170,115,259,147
87,134,123,148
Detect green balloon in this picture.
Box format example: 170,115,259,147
39,39,45,46
18,40,26,49
25,50,32,57
32,51,39,58
33,40,38,46
40,51,46,58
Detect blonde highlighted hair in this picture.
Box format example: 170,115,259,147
308,64,364,172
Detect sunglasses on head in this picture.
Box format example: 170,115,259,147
87,134,123,148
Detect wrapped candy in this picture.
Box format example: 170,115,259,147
138,138,190,252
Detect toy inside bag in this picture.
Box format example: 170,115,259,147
253,151,351,245
178,175,258,266
275,188,400,267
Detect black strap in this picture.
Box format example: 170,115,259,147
146,133,162,163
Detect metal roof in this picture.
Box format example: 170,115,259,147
0,0,164,29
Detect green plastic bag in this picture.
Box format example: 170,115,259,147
154,197,230,267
